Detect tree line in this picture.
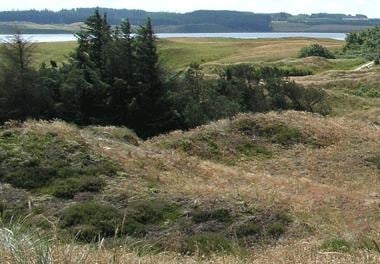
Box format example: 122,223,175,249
344,26,380,62
0,9,272,32
0,9,329,138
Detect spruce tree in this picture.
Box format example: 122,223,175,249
76,8,112,77
132,18,180,137
105,19,135,124
0,33,49,122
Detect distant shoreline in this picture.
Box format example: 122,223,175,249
0,32,347,42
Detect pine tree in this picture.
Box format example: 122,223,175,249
0,33,50,122
76,8,112,77
132,18,180,137
134,18,159,85
105,19,136,124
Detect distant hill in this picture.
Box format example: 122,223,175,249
270,12,380,32
0,8,272,33
0,9,379,33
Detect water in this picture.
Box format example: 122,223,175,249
0,32,347,42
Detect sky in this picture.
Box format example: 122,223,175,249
0,0,379,18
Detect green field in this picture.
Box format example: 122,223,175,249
1,36,380,263
30,37,365,73
0,22,81,34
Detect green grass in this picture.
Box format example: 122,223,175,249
320,238,352,253
22,37,350,72
182,233,236,255
0,128,117,198
158,37,344,70
33,41,76,66
0,22,81,34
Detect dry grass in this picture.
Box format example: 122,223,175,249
1,112,379,263
159,37,343,70
1,236,379,264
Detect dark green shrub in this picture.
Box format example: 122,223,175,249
60,202,122,242
299,44,336,59
192,208,231,223
235,223,261,237
268,222,286,237
261,125,303,145
50,176,105,198
353,86,380,98
121,218,147,237
321,238,351,253
182,233,233,255
127,200,181,225
279,66,313,76
275,212,292,224
3,168,58,189
236,143,272,157
0,131,117,195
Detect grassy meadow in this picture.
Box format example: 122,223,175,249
30,37,365,72
1,37,380,263
0,22,81,34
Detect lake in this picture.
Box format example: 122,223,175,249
0,32,347,42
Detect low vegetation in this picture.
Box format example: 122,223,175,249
298,43,336,59
0,124,116,200
345,26,380,61
0,9,380,264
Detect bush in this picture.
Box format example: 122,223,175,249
235,223,261,237
298,44,336,59
279,66,313,76
2,168,58,189
268,222,286,237
192,208,232,223
353,86,380,98
127,200,181,225
50,176,105,199
163,130,272,164
261,125,303,145
0,131,117,196
60,202,122,242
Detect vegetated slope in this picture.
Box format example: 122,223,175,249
292,66,380,116
0,109,379,262
26,38,350,71
0,9,272,33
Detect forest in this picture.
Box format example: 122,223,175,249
0,8,272,32
0,8,380,264
0,9,329,138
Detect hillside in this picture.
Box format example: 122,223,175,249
1,21,380,262
0,9,272,33
270,13,380,33
1,9,380,34
28,38,365,72
1,109,379,262
1,64,380,262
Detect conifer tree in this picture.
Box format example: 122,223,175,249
0,33,49,122
132,18,180,137
76,8,112,76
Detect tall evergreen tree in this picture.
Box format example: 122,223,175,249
134,18,159,85
105,19,135,124
0,33,50,122
76,8,112,77
132,18,180,137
